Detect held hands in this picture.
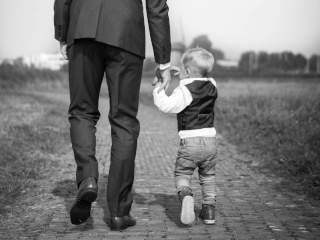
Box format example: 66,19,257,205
151,66,180,93
60,42,68,60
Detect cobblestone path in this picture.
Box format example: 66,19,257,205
3,91,320,240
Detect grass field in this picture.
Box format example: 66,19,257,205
215,79,320,199
140,76,320,200
0,91,70,215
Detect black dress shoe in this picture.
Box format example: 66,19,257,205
110,214,136,231
70,177,98,225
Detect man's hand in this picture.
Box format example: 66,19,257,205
60,42,68,60
152,66,180,93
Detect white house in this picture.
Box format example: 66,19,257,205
216,59,239,68
22,53,68,71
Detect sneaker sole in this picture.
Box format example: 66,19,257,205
199,218,215,225
180,196,195,225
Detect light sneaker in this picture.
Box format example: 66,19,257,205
180,195,195,224
178,187,195,225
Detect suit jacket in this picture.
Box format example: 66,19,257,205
54,0,171,63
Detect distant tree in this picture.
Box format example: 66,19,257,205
239,52,249,72
280,51,295,71
267,53,281,71
13,57,24,67
189,35,224,60
239,51,256,74
189,35,212,51
309,55,318,72
257,51,268,71
211,49,225,61
293,54,307,71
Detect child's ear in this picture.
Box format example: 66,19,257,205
186,68,190,78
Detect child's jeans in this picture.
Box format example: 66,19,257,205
174,136,218,206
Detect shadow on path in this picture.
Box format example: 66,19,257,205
51,175,198,229
134,192,199,228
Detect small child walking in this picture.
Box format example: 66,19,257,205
153,47,218,225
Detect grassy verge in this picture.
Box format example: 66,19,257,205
215,79,320,200
0,91,70,215
0,63,68,90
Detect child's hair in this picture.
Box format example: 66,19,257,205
181,47,214,77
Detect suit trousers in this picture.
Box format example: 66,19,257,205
68,39,143,217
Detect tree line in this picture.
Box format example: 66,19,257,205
188,35,320,74
239,51,320,74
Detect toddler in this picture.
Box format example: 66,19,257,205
153,47,218,225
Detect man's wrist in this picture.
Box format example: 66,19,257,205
159,62,171,70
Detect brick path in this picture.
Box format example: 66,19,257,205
4,91,320,240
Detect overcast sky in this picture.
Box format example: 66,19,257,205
0,0,319,60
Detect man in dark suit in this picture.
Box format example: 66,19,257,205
54,0,172,230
